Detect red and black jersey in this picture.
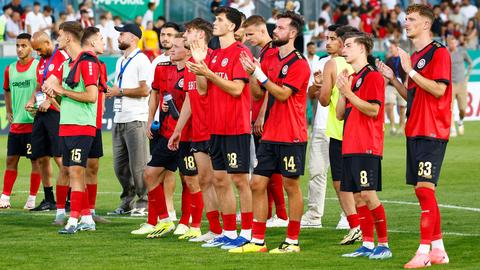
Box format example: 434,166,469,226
152,62,190,141
252,42,278,123
36,49,69,112
185,49,212,142
260,50,310,144
96,61,107,129
406,41,452,141
207,41,252,135
342,65,385,157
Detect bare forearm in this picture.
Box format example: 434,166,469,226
345,92,379,118
122,84,149,98
148,91,160,122
250,76,264,101
410,73,446,98
263,80,291,102
63,87,97,103
4,92,12,113
336,96,346,120
390,78,407,100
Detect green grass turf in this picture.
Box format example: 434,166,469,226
0,122,479,270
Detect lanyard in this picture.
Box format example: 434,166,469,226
393,57,400,78
42,45,58,85
117,50,141,88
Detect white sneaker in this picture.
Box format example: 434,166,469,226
173,223,189,235
458,124,464,135
336,214,350,230
23,195,36,210
266,215,289,228
189,231,220,242
130,208,147,217
0,196,11,209
131,223,155,235
300,218,322,228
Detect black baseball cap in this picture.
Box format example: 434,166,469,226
114,23,142,39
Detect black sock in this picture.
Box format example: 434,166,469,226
44,186,55,203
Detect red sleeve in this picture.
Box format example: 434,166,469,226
151,65,163,91
429,47,451,85
232,49,250,82
49,54,66,82
3,66,10,91
283,59,310,93
79,60,100,87
99,62,107,92
364,71,384,106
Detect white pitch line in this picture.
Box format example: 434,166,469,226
10,191,480,212
325,197,480,212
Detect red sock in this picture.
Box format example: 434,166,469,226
179,183,192,226
252,221,267,242
86,184,97,210
371,204,388,243
222,213,237,231
346,213,360,229
271,173,288,220
56,185,69,209
267,187,274,219
206,210,222,234
190,191,204,228
147,184,163,226
357,205,374,242
415,187,437,245
432,203,442,241
286,220,301,240
241,212,253,230
157,183,169,220
81,189,90,216
70,191,82,219
29,173,41,196
2,170,17,196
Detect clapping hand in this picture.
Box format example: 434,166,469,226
336,69,353,97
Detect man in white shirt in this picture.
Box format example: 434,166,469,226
320,3,332,27
141,2,156,29
42,6,53,37
96,14,113,54
25,2,47,35
5,10,21,41
460,0,478,21
106,24,151,217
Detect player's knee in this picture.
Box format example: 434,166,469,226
6,156,19,170
283,179,300,194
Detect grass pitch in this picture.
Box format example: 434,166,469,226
0,123,479,269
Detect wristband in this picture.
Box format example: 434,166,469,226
408,69,418,79
119,88,124,96
252,67,268,85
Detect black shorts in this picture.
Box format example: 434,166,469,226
61,136,94,167
7,132,33,159
209,134,250,173
329,138,343,181
148,136,178,172
191,140,210,154
341,155,382,192
149,131,160,154
178,142,198,176
406,138,447,186
88,129,104,158
254,142,307,178
31,110,61,158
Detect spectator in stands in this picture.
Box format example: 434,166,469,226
65,4,76,22
96,14,114,54
335,4,349,26
449,3,464,29
320,3,332,27
134,15,144,50
142,2,155,29
394,4,406,26
360,7,375,36
348,7,361,29
0,6,13,42
79,9,93,29
4,0,24,15
439,4,449,22
52,12,67,40
5,10,21,41
460,0,478,21
230,0,255,18
210,0,222,14
142,21,159,61
153,16,165,48
431,5,443,37
42,5,53,37
25,2,47,34
465,18,478,49
111,16,122,54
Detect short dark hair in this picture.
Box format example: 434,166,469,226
406,4,434,23
113,16,121,21
148,2,155,9
59,21,83,41
81,26,100,46
242,15,266,28
335,25,359,39
277,11,305,37
157,16,166,22
307,41,315,47
100,14,106,20
80,9,89,15
343,31,374,54
162,22,181,32
17,33,32,41
3,6,11,12
214,6,243,32
322,3,330,10
318,17,326,25
33,1,40,6
327,24,340,32
184,18,213,43
43,5,52,12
